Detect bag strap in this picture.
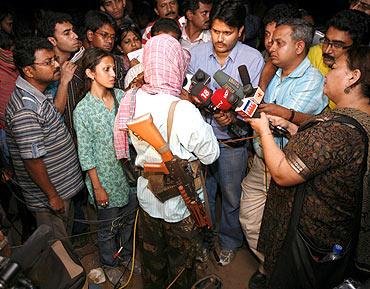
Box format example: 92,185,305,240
167,100,179,143
271,115,369,285
330,115,368,258
291,115,368,249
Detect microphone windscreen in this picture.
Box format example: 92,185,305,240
213,70,244,99
211,88,233,111
213,70,228,87
190,83,212,106
238,65,251,87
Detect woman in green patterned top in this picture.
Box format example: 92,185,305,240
73,48,135,281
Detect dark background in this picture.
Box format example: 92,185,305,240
2,0,349,32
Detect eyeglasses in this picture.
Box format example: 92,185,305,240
319,37,352,50
33,55,59,66
352,1,370,12
95,31,116,41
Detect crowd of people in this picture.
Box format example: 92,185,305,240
0,0,369,288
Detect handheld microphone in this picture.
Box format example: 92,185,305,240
210,88,234,111
191,69,211,87
190,81,213,108
213,70,245,100
238,65,254,97
213,69,265,105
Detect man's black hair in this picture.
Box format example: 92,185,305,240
0,30,14,50
151,18,181,40
13,37,53,73
84,10,116,33
327,9,369,46
0,5,14,22
37,11,73,38
182,0,212,15
210,0,245,29
263,3,301,26
276,18,314,54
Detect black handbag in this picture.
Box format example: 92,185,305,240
268,116,368,289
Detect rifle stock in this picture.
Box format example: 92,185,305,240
143,162,168,174
127,113,211,229
127,113,173,163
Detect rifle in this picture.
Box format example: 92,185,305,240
127,113,212,229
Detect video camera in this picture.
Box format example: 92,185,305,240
0,256,33,289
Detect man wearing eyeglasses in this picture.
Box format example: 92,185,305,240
307,9,369,109
65,11,129,142
350,0,370,15
5,37,84,242
308,9,369,78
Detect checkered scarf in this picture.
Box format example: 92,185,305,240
141,34,190,96
113,34,189,159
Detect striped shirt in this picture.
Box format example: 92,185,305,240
5,76,84,211
253,57,328,157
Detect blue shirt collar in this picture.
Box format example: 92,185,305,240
16,76,48,103
208,41,241,64
276,57,312,79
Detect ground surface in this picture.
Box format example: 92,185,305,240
77,238,258,289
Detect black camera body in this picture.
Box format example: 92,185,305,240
0,257,33,289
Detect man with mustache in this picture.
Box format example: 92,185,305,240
142,0,185,44
308,9,369,109
5,37,84,242
180,0,213,50
239,18,328,289
188,0,264,267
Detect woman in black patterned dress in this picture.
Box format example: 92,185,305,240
246,46,370,289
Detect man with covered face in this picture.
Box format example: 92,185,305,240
114,34,219,289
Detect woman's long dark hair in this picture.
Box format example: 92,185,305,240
80,47,113,96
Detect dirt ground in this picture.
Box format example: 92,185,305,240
77,237,258,289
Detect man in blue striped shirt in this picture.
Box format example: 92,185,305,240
5,37,84,242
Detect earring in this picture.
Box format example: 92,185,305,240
344,87,351,94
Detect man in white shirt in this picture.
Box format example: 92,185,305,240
180,0,213,50
115,34,219,289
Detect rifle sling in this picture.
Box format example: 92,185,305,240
167,100,179,143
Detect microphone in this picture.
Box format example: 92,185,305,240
238,65,254,97
210,88,234,111
209,86,261,119
191,69,211,87
190,81,213,108
213,69,265,105
213,70,244,100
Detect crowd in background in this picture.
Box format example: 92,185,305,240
0,0,369,288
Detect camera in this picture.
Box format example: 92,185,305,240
0,256,33,289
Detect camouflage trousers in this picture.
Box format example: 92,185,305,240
139,208,203,289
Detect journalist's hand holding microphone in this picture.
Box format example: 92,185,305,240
214,111,236,126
